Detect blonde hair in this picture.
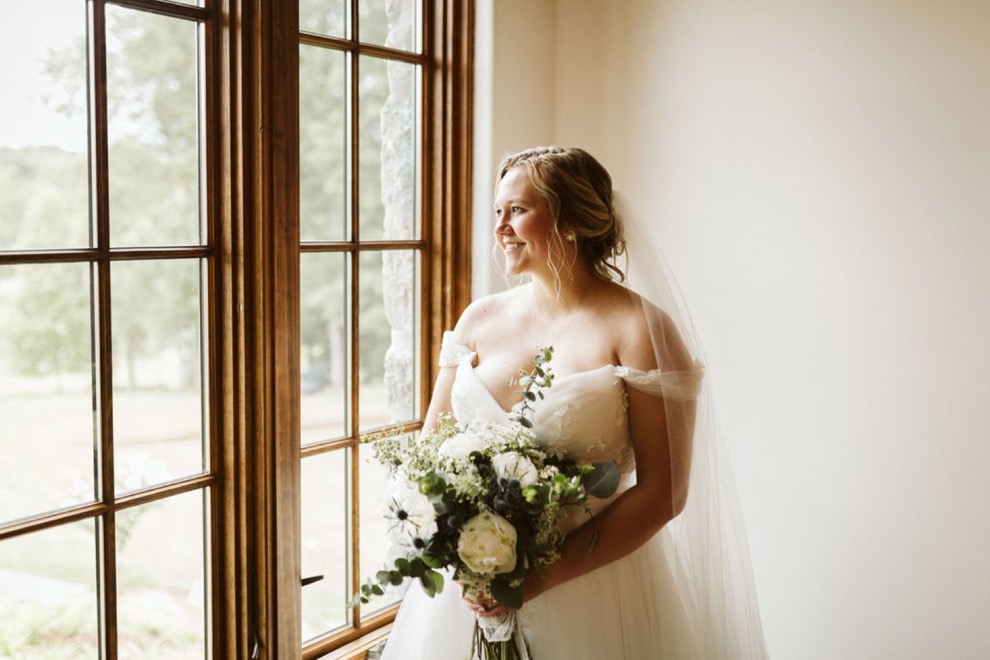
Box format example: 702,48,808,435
497,146,626,284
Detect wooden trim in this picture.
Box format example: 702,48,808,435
89,1,120,657
347,0,363,634
239,0,302,657
321,624,391,660
214,0,251,656
426,0,474,390
299,31,427,65
106,0,209,21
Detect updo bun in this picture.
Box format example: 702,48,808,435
497,146,626,282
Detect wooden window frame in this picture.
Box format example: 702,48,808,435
0,1,470,656
218,0,473,657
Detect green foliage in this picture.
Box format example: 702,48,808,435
0,261,92,380
581,461,621,499
354,554,446,606
4,5,397,384
508,347,555,428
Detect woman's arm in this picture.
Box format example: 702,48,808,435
422,366,457,432
520,385,695,602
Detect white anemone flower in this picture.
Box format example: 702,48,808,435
382,482,438,551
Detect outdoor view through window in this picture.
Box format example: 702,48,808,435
0,0,431,656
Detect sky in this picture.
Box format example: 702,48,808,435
0,1,89,152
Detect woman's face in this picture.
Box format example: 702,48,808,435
493,167,555,277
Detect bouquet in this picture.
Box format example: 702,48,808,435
355,348,619,659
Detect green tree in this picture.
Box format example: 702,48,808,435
4,2,397,385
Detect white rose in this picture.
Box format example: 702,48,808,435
439,431,486,461
491,451,539,487
457,512,517,575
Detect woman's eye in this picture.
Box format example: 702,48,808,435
511,206,524,214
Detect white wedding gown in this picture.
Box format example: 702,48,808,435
380,335,762,660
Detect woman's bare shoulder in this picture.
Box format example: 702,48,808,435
605,286,691,372
448,286,527,347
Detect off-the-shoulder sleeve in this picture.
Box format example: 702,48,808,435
616,360,705,400
438,330,474,368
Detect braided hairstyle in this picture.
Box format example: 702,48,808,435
497,146,626,283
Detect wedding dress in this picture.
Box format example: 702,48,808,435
380,331,767,660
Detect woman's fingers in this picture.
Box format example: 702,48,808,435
476,604,510,617
462,594,509,616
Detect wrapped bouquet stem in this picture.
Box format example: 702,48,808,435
473,611,529,660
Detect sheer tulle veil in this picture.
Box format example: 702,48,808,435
617,192,768,658
380,149,767,660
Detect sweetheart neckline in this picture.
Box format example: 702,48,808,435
460,359,622,416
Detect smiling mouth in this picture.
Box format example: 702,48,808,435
503,242,524,253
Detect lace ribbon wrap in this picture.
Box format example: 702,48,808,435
476,612,530,660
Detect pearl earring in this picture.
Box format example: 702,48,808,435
564,232,576,242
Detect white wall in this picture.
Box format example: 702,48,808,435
478,1,990,658
472,0,558,297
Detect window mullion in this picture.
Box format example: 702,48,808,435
89,0,120,657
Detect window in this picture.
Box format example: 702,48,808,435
295,1,474,655
0,1,212,656
0,0,471,657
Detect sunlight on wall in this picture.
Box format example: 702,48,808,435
480,0,990,658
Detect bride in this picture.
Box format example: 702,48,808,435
380,146,767,659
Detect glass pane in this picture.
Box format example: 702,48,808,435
359,250,419,430
0,0,89,250
359,0,419,52
359,56,419,241
301,449,350,641
300,0,346,39
0,520,99,657
301,252,349,445
111,259,204,494
359,439,405,616
107,7,201,247
300,44,347,242
116,490,207,657
0,263,97,525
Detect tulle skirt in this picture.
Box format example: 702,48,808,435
380,532,703,660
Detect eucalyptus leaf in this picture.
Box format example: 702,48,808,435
421,551,443,569
582,461,620,498
419,572,437,597
490,577,523,610
419,569,444,597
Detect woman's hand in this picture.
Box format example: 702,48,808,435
462,591,512,618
